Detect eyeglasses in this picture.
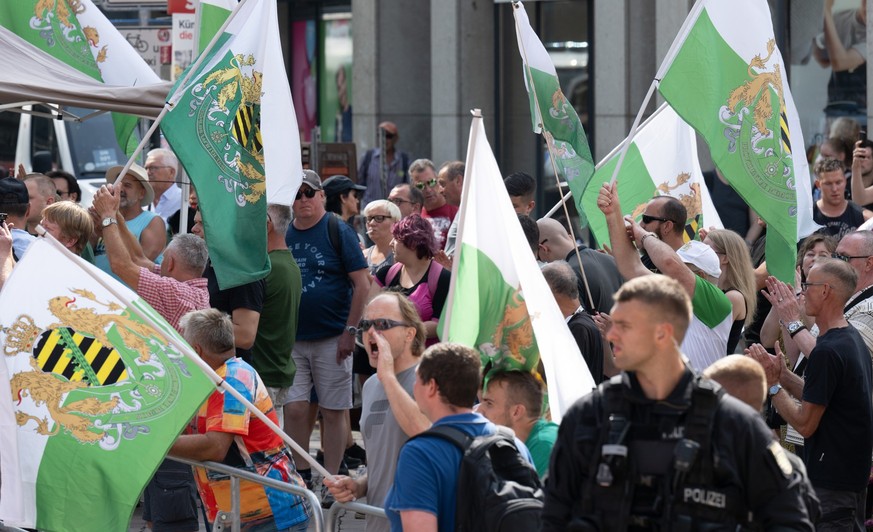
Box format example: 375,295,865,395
358,318,411,331
295,188,318,200
539,239,549,246
144,165,171,172
414,178,438,190
390,198,412,205
641,214,670,224
367,215,392,223
800,282,828,292
832,252,872,262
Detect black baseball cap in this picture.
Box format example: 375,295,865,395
0,177,28,205
322,175,366,197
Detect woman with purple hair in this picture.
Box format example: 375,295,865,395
370,214,451,344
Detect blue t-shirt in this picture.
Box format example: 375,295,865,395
285,214,367,340
384,412,532,532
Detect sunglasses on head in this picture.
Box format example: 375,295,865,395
641,214,671,224
367,215,391,223
295,188,318,200
359,318,410,331
414,178,438,190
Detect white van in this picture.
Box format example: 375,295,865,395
14,104,140,206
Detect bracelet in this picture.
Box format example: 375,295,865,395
639,232,658,248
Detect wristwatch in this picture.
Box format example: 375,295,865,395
101,217,117,228
345,325,359,336
769,383,782,397
785,320,806,338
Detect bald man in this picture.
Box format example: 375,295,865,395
536,217,623,314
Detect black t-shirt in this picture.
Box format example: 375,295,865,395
565,246,624,315
205,260,266,362
802,326,873,491
567,310,605,383
812,201,867,240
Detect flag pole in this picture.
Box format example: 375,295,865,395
606,0,705,189
543,102,670,219
513,1,596,312
441,108,483,338
111,0,253,187
34,226,335,481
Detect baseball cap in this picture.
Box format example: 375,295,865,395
0,177,29,205
378,121,398,136
301,169,323,191
677,240,721,279
105,164,154,207
322,175,366,198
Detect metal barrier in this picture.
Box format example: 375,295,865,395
169,456,324,532
326,500,387,531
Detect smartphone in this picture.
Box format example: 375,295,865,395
0,212,7,224
861,130,867,142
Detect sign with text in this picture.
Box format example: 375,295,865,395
122,26,172,79
172,14,196,80
168,0,196,13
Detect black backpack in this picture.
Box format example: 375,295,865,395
414,424,544,532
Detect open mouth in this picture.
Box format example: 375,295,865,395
369,341,379,356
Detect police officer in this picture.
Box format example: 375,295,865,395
541,275,814,531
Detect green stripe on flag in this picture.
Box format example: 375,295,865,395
581,143,655,247
442,243,539,376
659,9,799,282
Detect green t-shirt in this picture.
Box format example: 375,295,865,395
526,417,559,478
250,249,302,387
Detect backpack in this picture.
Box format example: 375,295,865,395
414,424,544,532
383,260,442,298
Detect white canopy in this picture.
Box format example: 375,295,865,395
0,26,172,119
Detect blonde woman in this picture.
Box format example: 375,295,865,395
361,199,401,274
703,229,757,354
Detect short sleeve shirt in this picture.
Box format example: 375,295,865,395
286,214,367,340
137,264,209,332
205,261,265,361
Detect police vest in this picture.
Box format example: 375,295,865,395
576,375,755,532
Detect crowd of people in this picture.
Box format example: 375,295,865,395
0,115,872,531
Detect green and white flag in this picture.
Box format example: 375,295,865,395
162,0,302,289
658,0,818,283
0,0,162,154
581,103,723,247
195,0,237,54
0,239,214,532
440,114,595,423
513,1,595,225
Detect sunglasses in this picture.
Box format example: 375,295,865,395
295,188,318,200
414,178,438,190
358,318,411,331
384,132,396,140
832,253,871,262
367,215,391,223
641,214,671,224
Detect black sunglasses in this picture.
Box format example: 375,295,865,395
367,215,391,223
641,214,671,224
295,188,318,200
832,252,872,262
359,318,411,331
384,132,396,140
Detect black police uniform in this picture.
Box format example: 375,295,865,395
541,369,815,531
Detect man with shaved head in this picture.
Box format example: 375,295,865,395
536,217,623,314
